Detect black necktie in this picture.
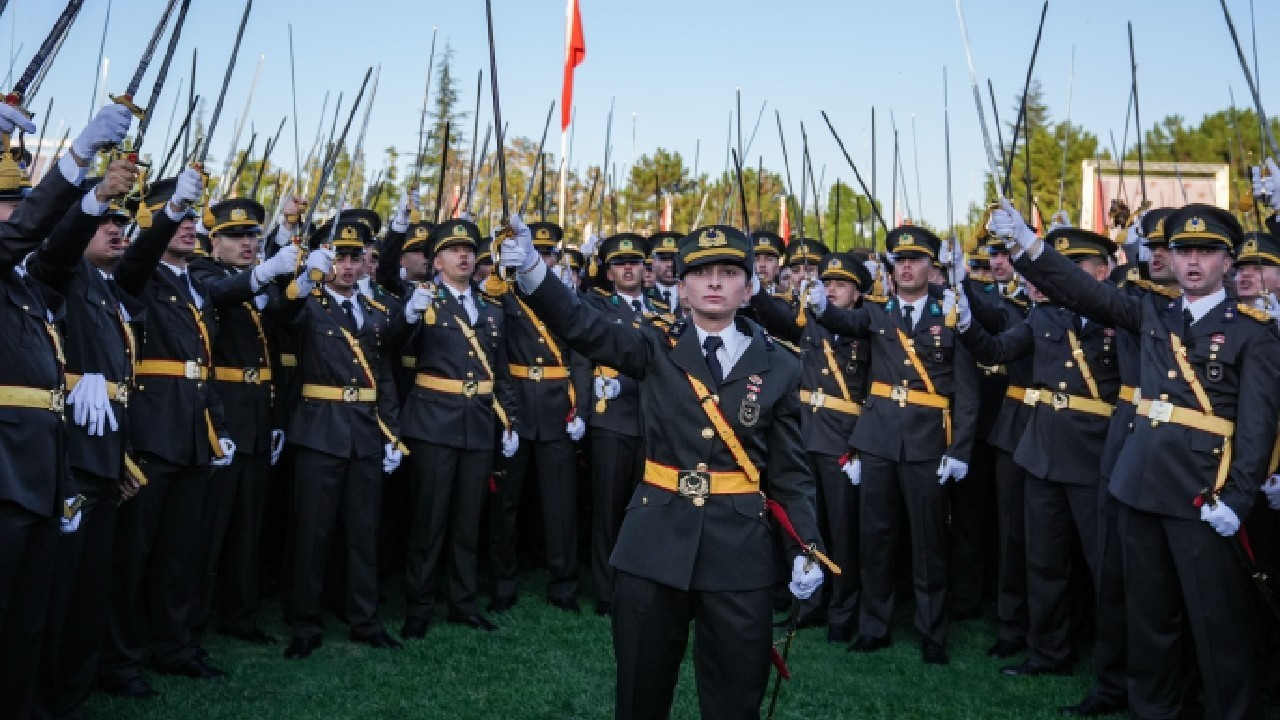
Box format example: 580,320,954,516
703,335,725,389
340,299,357,333
632,299,643,315
903,304,915,330
1182,308,1194,338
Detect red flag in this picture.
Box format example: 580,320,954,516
561,0,586,132
779,196,790,245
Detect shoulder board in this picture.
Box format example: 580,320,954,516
1237,302,1274,324
1006,294,1028,309
594,287,611,298
364,296,388,315
668,319,688,339
1126,267,1141,283
479,290,504,304
771,336,802,355
1134,278,1181,300
864,293,889,304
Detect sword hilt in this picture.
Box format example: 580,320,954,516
2,93,32,120
108,93,146,120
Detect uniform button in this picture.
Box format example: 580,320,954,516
1065,361,1073,368
468,351,475,357
1167,370,1176,379
821,368,830,375
711,395,719,403
701,428,714,439
537,337,546,344
467,371,474,378
536,357,544,363
903,359,911,365
696,463,708,472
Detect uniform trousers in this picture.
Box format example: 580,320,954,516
490,437,578,600
1024,475,1099,667
802,451,860,632
993,449,1028,645
0,500,58,719
194,450,270,636
589,429,644,605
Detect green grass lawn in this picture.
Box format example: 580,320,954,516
84,571,1117,720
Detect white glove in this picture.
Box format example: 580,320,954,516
1125,222,1142,249
211,437,236,467
171,167,204,207
390,191,415,233
566,415,586,442
1266,293,1280,323
0,102,36,135
938,241,954,267
580,232,600,258
788,555,824,600
551,263,576,287
253,241,300,284
1200,501,1241,537
987,199,1038,253
1263,474,1280,511
944,288,973,332
71,103,133,158
383,442,403,473
937,455,968,484
60,498,83,535
270,429,286,466
1254,161,1280,203
841,456,861,486
1048,210,1071,231
501,429,519,458
593,376,621,400
807,280,828,316
498,213,540,274
404,284,433,323
68,373,119,437
305,248,334,278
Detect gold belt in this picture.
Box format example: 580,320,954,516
0,385,65,413
66,373,130,404
509,364,569,381
135,359,208,380
869,381,950,410
1119,385,1140,405
1021,388,1114,418
799,389,862,416
1006,385,1028,402
643,459,758,506
300,384,376,403
1136,399,1235,437
213,366,273,384
415,374,493,397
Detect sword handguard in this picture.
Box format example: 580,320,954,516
108,93,146,120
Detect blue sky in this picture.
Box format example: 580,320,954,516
15,0,1280,228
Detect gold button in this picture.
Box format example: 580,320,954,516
1167,370,1177,379
1065,361,1074,368
711,394,719,403
537,337,546,344
468,351,475,357
467,371,474,378
701,428,714,439
821,368,830,375
903,359,911,365
536,357,544,363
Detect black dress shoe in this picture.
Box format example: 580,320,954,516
987,639,1027,659
101,676,160,699
594,600,611,617
847,634,892,653
1001,659,1072,677
448,612,498,631
548,597,581,613
1059,696,1126,717
219,626,277,645
827,624,853,644
350,630,404,650
922,641,949,665
487,595,517,614
284,635,322,660
401,616,430,639
156,658,227,680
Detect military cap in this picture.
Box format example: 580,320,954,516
528,221,564,250
649,231,682,257
969,245,992,269
476,236,494,264
1237,231,1280,266
430,219,481,254
986,235,1010,254
676,225,753,277
820,251,872,290
1047,227,1117,261
785,238,828,267
341,208,382,237
1166,203,1241,253
1139,207,1177,247
0,147,31,201
751,230,786,257
314,220,370,255
601,233,648,264
207,198,265,236
126,177,196,227
885,226,940,260
564,248,585,271
402,221,435,253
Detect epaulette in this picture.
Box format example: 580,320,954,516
1237,302,1274,324
363,295,388,315
1005,294,1029,310
771,336,802,355
592,287,610,297
668,318,688,339
1133,277,1180,299
479,288,504,305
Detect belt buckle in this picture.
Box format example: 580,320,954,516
1023,388,1041,407
677,470,711,507
50,389,65,413
1132,387,1143,406
1148,400,1173,424
462,380,479,397
1051,392,1070,411
183,360,201,380
808,389,826,409
242,367,260,384
528,366,544,382
114,383,130,406
890,385,909,406
342,386,360,403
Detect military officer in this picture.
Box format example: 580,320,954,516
785,238,827,289
808,226,979,664
498,219,825,720
1234,229,1280,309
751,230,786,292
646,231,682,314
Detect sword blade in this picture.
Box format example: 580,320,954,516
197,0,253,166
125,0,179,98
954,0,1005,198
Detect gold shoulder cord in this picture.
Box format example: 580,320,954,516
683,372,760,485
1065,330,1101,400
820,339,852,402
338,326,409,455
1170,332,1228,492
895,328,951,445
186,304,226,458
514,296,577,410
450,313,511,430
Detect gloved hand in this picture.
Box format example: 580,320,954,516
1200,501,1241,537
211,438,236,467
270,429,286,466
253,241,300,285
1263,474,1280,511
71,103,133,159
497,213,540,274
1048,210,1071,231
60,497,83,534
566,415,586,442
551,263,576,288
580,232,600,259
404,284,433,323
0,103,36,135
937,455,968,484
807,280,828,316
305,247,334,278
841,455,861,486
943,288,973,332
788,555,824,600
170,167,204,208
1253,159,1280,208
987,199,1039,253
593,376,621,400
383,443,403,473
390,190,416,233
750,271,762,296
1267,293,1280,323
68,373,119,437
501,429,519,458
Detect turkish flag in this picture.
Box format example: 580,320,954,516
561,0,586,132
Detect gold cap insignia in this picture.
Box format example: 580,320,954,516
1152,218,1166,238
453,224,467,236
697,229,727,249
1186,216,1207,233
230,208,248,222
1244,238,1260,254
619,238,634,252
899,234,916,247
1056,236,1071,252
828,258,843,269
340,225,359,240
535,228,552,239
413,226,430,239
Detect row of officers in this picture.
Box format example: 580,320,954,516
2,98,1280,720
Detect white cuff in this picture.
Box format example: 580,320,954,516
516,261,547,295
250,267,265,292
59,151,88,186
80,190,108,217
